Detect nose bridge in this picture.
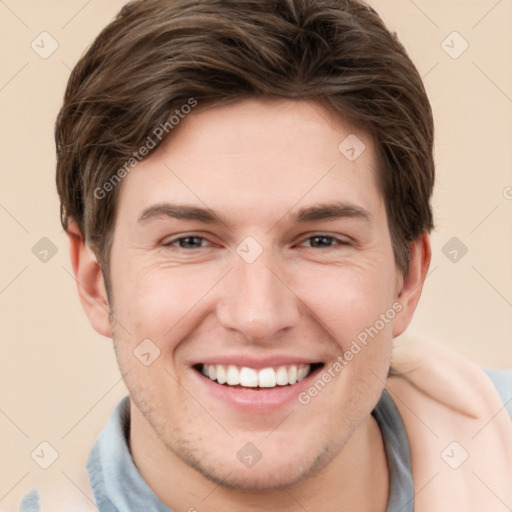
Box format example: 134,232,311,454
217,246,299,340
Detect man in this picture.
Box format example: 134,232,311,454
20,0,512,511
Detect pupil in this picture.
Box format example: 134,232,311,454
312,236,331,247
181,237,202,248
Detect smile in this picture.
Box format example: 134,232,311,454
198,363,323,388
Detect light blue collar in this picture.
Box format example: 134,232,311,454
87,397,172,512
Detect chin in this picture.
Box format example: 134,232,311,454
168,437,332,492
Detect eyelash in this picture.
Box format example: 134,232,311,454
162,234,350,250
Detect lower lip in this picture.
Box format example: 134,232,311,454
192,368,320,412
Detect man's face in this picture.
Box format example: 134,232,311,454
108,98,404,489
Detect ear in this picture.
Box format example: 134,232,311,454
67,222,113,338
392,233,431,337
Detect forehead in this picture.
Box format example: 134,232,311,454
116,98,384,224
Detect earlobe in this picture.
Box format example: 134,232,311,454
67,222,113,338
392,233,431,337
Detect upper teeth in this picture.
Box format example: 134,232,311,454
201,364,311,388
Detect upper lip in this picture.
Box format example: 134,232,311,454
190,355,323,369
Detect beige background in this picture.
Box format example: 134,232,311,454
1,0,511,509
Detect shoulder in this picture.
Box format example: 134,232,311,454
389,337,511,422
484,367,512,418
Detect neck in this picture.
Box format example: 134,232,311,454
130,404,389,512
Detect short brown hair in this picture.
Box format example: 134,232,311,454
56,0,434,281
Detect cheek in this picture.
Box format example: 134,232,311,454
111,263,223,347
288,260,398,349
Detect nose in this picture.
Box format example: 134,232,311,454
216,249,300,342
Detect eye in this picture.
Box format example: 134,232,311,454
165,236,209,249
299,235,347,248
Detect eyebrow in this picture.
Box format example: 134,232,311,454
294,202,372,223
137,201,371,226
137,204,225,225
